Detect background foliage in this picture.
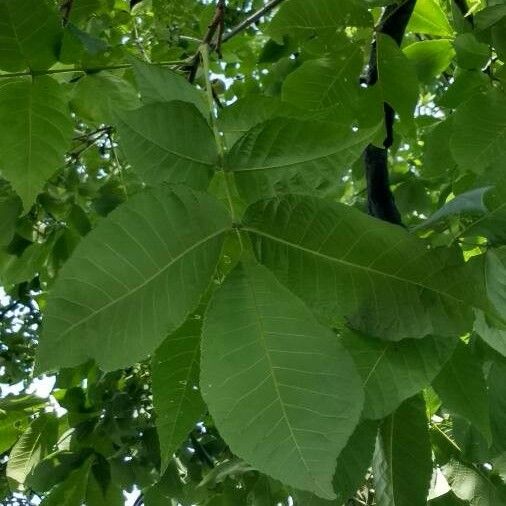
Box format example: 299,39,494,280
0,0,506,504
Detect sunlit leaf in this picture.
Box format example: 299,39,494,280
201,261,363,499
36,186,231,372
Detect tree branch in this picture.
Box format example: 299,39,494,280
187,0,226,83
221,0,286,43
363,0,416,226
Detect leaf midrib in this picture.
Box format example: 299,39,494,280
232,127,375,174
50,227,229,342
244,273,327,498
244,226,464,305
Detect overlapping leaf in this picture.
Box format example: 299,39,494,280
451,89,506,173
201,262,363,499
267,0,372,47
243,195,480,340
281,44,369,124
433,341,491,442
0,0,61,72
228,119,380,204
377,34,419,123
36,186,231,372
373,396,432,506
152,316,206,470
115,101,217,189
131,59,208,116
343,330,456,419
0,77,73,211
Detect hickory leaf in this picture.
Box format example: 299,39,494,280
201,261,364,500
152,315,206,471
115,101,217,189
36,186,231,372
243,195,479,340
0,77,73,211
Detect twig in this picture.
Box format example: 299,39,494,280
363,1,416,226
187,0,226,83
0,61,183,80
222,0,286,43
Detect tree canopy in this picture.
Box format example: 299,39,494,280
0,0,506,505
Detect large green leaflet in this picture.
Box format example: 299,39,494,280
342,330,456,419
36,186,231,372
377,34,419,124
433,341,491,443
407,0,453,37
488,359,506,454
373,396,432,506
115,101,217,189
0,77,73,211
267,0,372,46
201,262,364,499
7,414,58,487
281,44,368,124
451,89,506,173
131,59,208,117
243,195,478,340
152,316,206,470
228,118,380,204
404,40,455,83
69,72,140,124
0,0,61,72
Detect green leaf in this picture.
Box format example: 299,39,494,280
438,69,490,109
131,59,208,117
152,315,206,470
267,0,372,46
407,0,453,37
343,330,456,419
377,34,420,123
373,396,432,506
35,186,231,373
483,248,506,317
40,458,92,506
0,77,73,211
433,341,491,442
281,45,365,121
115,101,217,189
0,412,27,454
0,0,61,72
218,95,304,146
415,187,490,231
488,358,506,454
443,459,506,505
243,195,475,340
0,181,21,247
201,262,364,500
333,419,379,502
228,119,381,204
70,72,140,124
454,34,490,71
474,311,506,358
291,420,379,504
450,89,506,173
474,5,506,31
404,40,455,83
422,118,457,179
7,414,58,487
